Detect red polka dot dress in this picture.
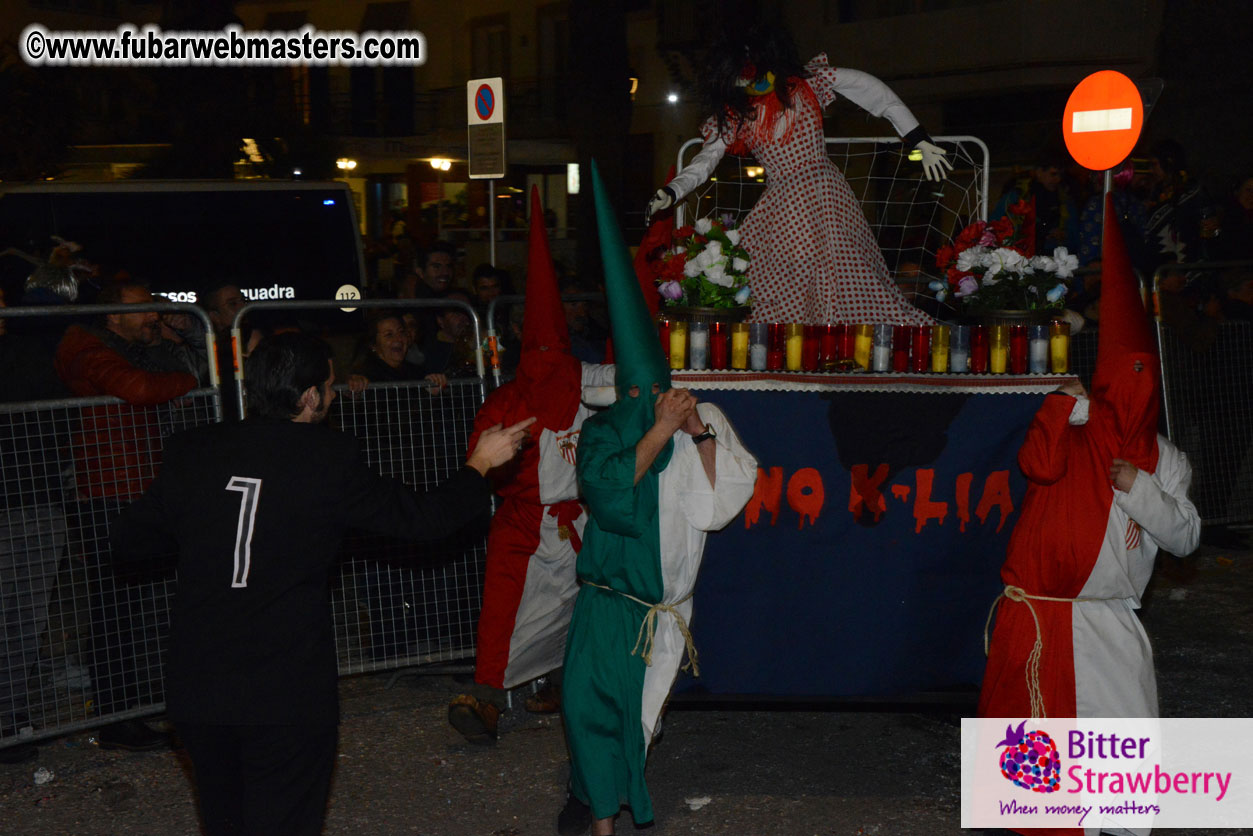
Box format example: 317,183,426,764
681,55,933,326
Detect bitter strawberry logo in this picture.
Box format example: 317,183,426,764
996,720,1061,793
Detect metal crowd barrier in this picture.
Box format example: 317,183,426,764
1152,260,1253,527
0,300,492,750
1,300,221,748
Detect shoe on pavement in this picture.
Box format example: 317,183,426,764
95,719,170,752
524,682,561,714
556,792,592,836
447,695,499,745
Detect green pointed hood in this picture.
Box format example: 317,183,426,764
591,160,671,416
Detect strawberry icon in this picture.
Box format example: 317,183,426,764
995,720,1061,793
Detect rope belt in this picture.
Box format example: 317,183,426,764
583,582,700,676
983,585,1110,720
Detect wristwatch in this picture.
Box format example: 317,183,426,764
691,423,717,445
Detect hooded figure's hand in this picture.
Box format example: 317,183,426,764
654,387,696,434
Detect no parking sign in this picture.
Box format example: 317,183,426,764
467,76,506,179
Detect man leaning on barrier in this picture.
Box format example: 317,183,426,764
55,280,199,752
109,332,533,836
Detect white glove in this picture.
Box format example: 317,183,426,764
644,187,674,225
916,140,953,182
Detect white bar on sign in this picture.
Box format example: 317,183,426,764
1071,107,1133,133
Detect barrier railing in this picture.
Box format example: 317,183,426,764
1152,260,1253,527
1,300,491,750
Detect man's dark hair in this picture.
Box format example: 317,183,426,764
244,332,332,421
201,279,241,312
419,240,456,271
94,280,150,325
95,280,148,306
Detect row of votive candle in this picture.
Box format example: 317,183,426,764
658,321,1071,374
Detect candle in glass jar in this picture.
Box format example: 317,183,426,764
838,323,856,368
853,324,873,370
989,324,1009,374
969,325,989,373
892,325,910,372
784,324,804,371
1049,320,1070,373
802,325,821,371
931,324,950,373
657,317,671,366
1028,324,1049,373
669,320,688,370
710,322,729,369
1009,324,1028,374
909,325,931,372
871,324,893,371
749,322,768,370
731,322,750,369
767,323,785,370
819,324,839,370
689,321,709,370
949,325,970,373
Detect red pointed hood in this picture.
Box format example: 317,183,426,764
515,186,581,432
1089,192,1160,473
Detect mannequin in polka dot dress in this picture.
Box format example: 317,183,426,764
647,27,952,326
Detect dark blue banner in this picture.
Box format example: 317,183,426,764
681,389,1046,698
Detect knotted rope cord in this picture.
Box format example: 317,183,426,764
983,584,1105,720
583,582,700,676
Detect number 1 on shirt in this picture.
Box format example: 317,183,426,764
225,477,262,587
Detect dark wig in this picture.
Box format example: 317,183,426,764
244,332,332,421
699,22,811,142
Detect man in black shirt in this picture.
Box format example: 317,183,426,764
111,333,532,836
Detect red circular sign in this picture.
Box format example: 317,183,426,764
474,83,495,121
1063,71,1144,171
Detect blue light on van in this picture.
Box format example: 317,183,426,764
322,199,336,206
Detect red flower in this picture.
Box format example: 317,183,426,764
936,244,956,271
660,256,686,282
954,221,987,250
946,266,968,285
673,225,695,240
989,217,1015,244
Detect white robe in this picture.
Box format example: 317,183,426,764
638,402,758,741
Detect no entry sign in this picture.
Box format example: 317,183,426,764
1063,70,1144,171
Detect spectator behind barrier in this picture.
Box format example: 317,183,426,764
1216,174,1253,261
1143,138,1217,266
54,280,200,753
991,148,1081,257
352,309,447,390
421,289,479,377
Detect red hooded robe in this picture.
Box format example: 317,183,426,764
469,188,615,689
978,195,1201,836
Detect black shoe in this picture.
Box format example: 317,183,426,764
95,719,170,752
0,742,37,764
557,792,592,836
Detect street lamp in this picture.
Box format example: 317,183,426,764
429,158,453,237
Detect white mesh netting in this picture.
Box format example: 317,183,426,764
673,136,989,307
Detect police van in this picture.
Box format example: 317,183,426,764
0,180,366,310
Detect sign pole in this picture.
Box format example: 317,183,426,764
467,75,506,270
489,179,497,266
